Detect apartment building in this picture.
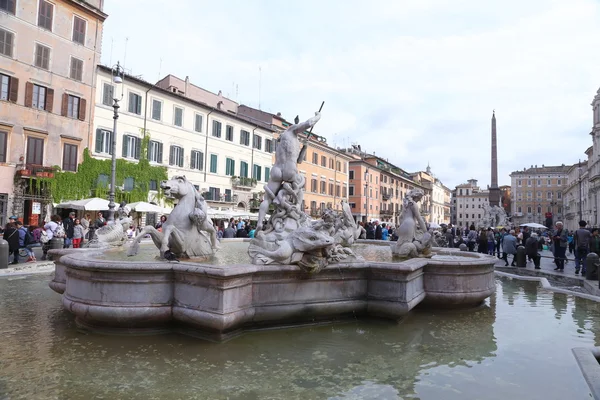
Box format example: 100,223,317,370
0,0,107,226
410,165,451,225
237,105,352,216
563,158,590,231
453,179,490,229
510,165,569,227
343,145,425,226
93,66,275,213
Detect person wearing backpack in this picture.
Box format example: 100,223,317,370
41,215,61,261
3,222,20,265
574,220,592,275
25,224,42,262
62,212,76,248
15,221,36,262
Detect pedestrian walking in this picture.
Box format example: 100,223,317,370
525,232,541,269
62,212,76,248
3,222,20,264
502,229,518,266
574,220,591,275
552,221,568,271
72,219,85,248
486,228,495,255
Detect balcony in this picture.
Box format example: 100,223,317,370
380,209,394,217
203,192,238,203
16,164,57,179
231,176,257,189
309,208,321,218
382,193,391,201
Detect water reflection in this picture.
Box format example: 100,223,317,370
0,274,594,399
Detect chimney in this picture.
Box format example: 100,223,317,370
217,101,223,110
218,90,222,96
184,76,189,96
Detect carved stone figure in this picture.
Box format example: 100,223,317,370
127,176,218,259
94,203,132,247
392,189,433,259
248,111,361,273
478,204,509,228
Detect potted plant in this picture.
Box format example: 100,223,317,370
17,169,31,177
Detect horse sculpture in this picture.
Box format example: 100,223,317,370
127,176,218,259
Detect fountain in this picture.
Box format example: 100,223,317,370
48,109,497,341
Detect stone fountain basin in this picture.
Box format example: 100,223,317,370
49,240,496,341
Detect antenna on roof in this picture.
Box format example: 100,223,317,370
158,58,162,81
258,66,262,110
123,37,129,72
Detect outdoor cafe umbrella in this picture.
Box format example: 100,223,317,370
56,197,109,211
519,222,548,229
127,201,172,214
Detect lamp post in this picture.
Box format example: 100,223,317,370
107,61,125,223
578,160,583,223
364,168,369,223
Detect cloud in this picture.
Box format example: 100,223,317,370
102,0,600,188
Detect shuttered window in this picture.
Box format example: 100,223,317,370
0,130,7,163
169,145,183,167
240,130,250,146
72,16,86,44
148,140,162,163
32,84,46,109
240,161,248,178
252,134,262,150
225,157,235,176
212,120,221,137
128,92,142,114
38,1,53,31
265,167,270,182
122,135,141,160
253,164,261,181
34,44,50,70
0,74,8,101
0,28,13,57
62,143,78,172
26,136,44,165
194,114,203,132
190,150,203,170
225,125,233,141
70,57,83,81
151,99,161,120
210,154,218,173
95,129,112,154
265,139,273,153
67,95,79,118
174,106,183,127
0,0,16,14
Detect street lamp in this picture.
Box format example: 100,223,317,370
578,159,583,223
107,61,125,223
364,168,369,223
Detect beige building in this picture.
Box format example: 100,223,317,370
453,179,489,229
0,0,107,226
411,165,451,225
510,165,569,227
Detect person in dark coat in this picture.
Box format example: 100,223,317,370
375,222,382,240
3,222,20,264
62,211,76,248
366,223,375,240
525,232,541,269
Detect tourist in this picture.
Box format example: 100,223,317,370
442,227,454,248
41,215,61,261
358,222,366,239
366,222,375,240
486,227,495,255
494,229,502,258
590,228,600,255
95,212,106,228
126,225,136,239
574,220,591,275
15,221,35,262
26,224,43,262
477,229,487,254
525,232,541,269
3,222,20,265
236,218,245,231
381,223,389,241
552,221,568,272
155,215,167,231
567,232,575,254
375,222,382,240
502,230,518,267
236,226,248,238
223,224,236,238
522,226,530,244
81,213,90,239
467,225,478,252
248,225,256,238
72,219,85,248
62,212,76,248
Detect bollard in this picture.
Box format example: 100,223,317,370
516,245,527,268
586,252,599,281
459,243,468,252
0,239,8,269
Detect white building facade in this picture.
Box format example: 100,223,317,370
453,179,489,229
93,65,275,212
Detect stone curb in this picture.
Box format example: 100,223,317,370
0,261,55,277
494,271,600,302
572,347,600,400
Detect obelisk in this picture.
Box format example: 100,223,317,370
489,111,501,206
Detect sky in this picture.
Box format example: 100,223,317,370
100,0,600,189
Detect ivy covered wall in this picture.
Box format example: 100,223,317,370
45,140,168,203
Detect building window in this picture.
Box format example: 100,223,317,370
102,83,114,106
253,134,262,150
336,185,341,197
350,203,356,209
527,206,532,214
69,57,83,81
342,186,347,197
38,0,53,31
547,179,551,186
148,140,162,163
190,150,203,170
336,161,341,171
151,99,162,120
0,28,13,57
517,206,522,213
0,130,6,162
349,170,354,180
265,167,270,182
225,157,235,176
122,135,141,159
128,92,142,115
527,180,532,187
311,179,317,193
265,139,273,153
312,152,318,164
557,192,562,199
212,120,222,137
174,106,183,127
329,158,334,169
547,192,552,200
26,136,44,165
210,154,218,173
34,43,50,70
194,114,203,132
240,161,248,178
123,177,135,192
169,145,184,167
62,143,78,172
72,16,86,44
557,179,562,185
31,84,46,109
329,183,334,196
149,180,158,191
66,95,80,119
95,129,112,154
225,125,233,141
240,130,250,146
517,180,522,186
320,181,326,194
0,0,16,14
349,186,354,196
321,155,327,167
253,164,262,181
0,73,17,102
97,174,108,187
207,187,220,201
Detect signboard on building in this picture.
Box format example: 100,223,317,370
32,202,41,215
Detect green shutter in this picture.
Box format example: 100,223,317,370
265,167,270,182
135,137,141,159
178,147,183,167
190,150,196,169
122,135,129,157
95,129,103,153
157,143,163,163
240,161,248,178
169,145,174,165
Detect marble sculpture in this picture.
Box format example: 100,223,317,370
249,111,362,273
478,204,509,229
128,176,218,258
94,203,133,247
392,189,434,259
